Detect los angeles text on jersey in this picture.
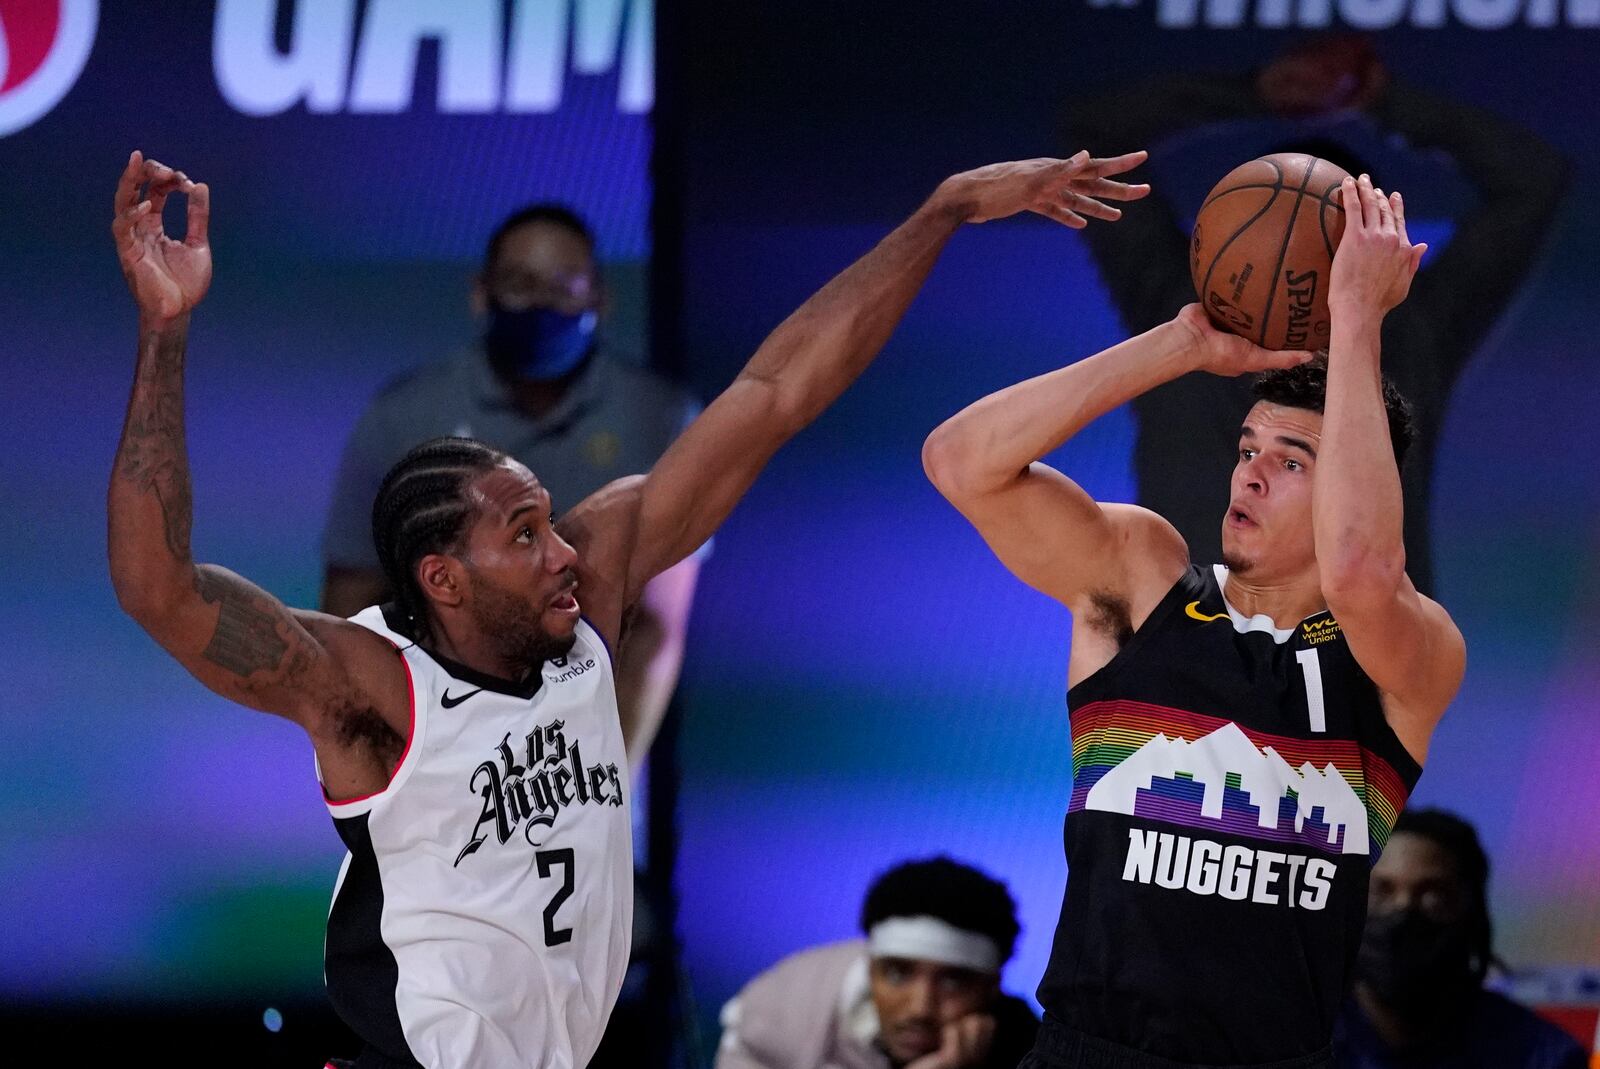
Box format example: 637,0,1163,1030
455,716,624,867
1121,828,1336,910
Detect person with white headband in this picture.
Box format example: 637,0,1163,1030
717,857,1039,1069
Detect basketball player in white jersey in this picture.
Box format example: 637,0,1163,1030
107,149,1150,1068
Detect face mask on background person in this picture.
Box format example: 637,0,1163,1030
485,298,599,382
1356,906,1478,1016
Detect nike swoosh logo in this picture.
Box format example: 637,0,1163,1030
440,688,483,709
1185,601,1229,623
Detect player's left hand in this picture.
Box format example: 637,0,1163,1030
1329,173,1425,320
935,151,1151,228
904,1012,996,1069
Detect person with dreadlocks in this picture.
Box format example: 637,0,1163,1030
106,148,1149,1069
1333,808,1587,1069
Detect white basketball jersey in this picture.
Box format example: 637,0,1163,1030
321,605,633,1069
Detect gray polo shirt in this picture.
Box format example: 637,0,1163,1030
323,347,700,570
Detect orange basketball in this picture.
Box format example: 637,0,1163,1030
1189,153,1350,351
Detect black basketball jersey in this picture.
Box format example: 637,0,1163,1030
1037,564,1422,1065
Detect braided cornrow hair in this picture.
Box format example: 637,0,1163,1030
371,437,506,640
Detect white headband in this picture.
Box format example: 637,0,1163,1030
867,915,1001,973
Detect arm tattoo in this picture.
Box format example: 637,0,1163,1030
113,325,195,562
195,568,289,678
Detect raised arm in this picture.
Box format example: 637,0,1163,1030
1317,175,1464,759
107,153,406,758
562,155,1151,617
923,307,1306,626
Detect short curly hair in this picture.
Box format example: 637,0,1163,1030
1253,352,1416,468
860,856,1021,963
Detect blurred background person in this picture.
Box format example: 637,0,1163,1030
717,857,1039,1069
320,203,701,766
1335,808,1588,1069
1060,33,1568,597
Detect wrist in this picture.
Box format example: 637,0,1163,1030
139,310,190,336
925,176,977,225
1329,299,1383,335
1159,315,1215,374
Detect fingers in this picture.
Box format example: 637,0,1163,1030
185,182,211,247
1261,347,1316,369
1062,188,1122,222
143,161,185,227
1372,183,1395,234
1074,176,1152,202
113,199,153,259
1339,176,1364,230
1410,242,1428,272
1391,190,1409,244
114,150,144,216
1083,149,1148,177
1037,200,1088,229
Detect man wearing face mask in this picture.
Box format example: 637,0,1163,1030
321,204,701,766
1334,809,1586,1069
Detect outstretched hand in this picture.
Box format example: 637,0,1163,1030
1173,303,1315,378
1329,173,1425,321
111,151,211,325
940,151,1151,228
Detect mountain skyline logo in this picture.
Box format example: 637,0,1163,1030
1084,721,1370,855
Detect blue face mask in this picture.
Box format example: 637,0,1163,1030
485,301,599,382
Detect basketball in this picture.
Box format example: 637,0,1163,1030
1189,153,1351,351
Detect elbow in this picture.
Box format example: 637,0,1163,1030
112,574,177,630
1320,546,1406,615
108,555,188,630
922,420,989,501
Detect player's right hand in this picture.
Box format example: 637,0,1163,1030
1172,303,1315,378
935,151,1151,228
112,151,212,325
904,1012,996,1069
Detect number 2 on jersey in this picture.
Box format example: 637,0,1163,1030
1296,648,1327,733
536,848,575,946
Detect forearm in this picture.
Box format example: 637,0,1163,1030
740,190,968,431
1316,309,1405,598
108,315,199,616
926,320,1200,497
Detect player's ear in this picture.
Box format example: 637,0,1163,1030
418,554,465,609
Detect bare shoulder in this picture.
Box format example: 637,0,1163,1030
1409,591,1466,701
1080,504,1190,623
294,608,414,732
556,475,647,649
1375,591,1466,765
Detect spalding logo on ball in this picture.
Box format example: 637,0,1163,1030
1190,153,1350,351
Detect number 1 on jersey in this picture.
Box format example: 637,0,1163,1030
1296,648,1327,733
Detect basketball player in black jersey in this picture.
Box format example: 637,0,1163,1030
925,175,1466,1068
106,149,1149,1066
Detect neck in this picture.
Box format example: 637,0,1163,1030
507,376,571,419
1220,565,1326,628
427,615,531,684
492,352,590,419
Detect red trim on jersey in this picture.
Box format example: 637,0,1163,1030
323,644,418,809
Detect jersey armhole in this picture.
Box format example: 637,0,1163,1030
322,643,425,815
1067,564,1204,706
